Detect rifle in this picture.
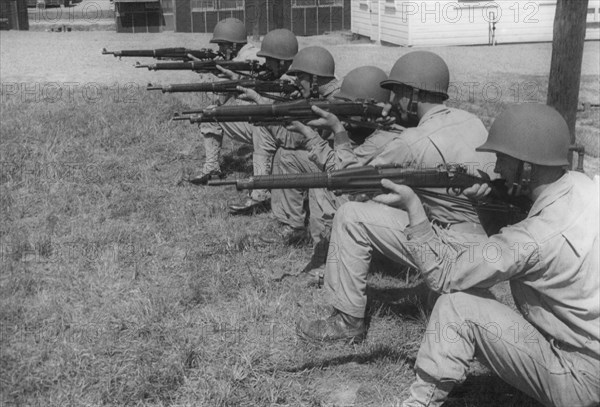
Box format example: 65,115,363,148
135,60,267,77
209,164,532,235
172,99,392,128
102,47,219,61
147,79,300,101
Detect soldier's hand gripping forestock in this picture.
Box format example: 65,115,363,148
208,165,532,234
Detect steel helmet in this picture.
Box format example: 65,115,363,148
477,104,570,166
380,51,449,100
336,66,390,103
257,29,298,61
210,18,247,44
287,46,335,78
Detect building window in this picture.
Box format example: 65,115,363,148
319,0,343,6
161,0,173,13
219,0,244,9
191,0,215,10
292,0,316,7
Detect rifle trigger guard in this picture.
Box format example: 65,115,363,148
446,186,464,197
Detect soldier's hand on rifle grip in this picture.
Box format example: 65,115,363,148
463,183,492,201
373,179,428,226
306,105,345,133
236,86,261,104
216,64,240,80
375,102,397,126
187,53,203,62
285,121,321,145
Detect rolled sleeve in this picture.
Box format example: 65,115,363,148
406,222,539,293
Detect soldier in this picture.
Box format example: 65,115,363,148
189,25,299,217
262,66,403,269
245,46,341,235
376,104,599,407
296,51,497,340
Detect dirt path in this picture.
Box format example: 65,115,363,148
2,30,598,87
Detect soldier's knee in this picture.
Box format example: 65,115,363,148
335,202,366,224
276,149,303,172
432,291,485,320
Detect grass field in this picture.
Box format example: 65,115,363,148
1,32,599,406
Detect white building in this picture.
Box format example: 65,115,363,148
352,0,600,46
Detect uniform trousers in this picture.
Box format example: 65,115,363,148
403,291,600,407
271,149,346,245
324,201,487,319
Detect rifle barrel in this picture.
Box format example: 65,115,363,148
171,116,192,121
207,179,238,186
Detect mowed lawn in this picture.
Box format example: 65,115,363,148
1,31,598,406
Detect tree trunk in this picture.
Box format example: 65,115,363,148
251,0,260,41
546,0,589,145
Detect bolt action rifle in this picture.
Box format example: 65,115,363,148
147,79,300,101
135,60,268,77
102,47,219,61
172,99,393,128
209,164,533,235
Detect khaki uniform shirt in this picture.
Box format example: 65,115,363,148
233,43,263,63
406,171,600,358
307,127,405,172
371,105,495,225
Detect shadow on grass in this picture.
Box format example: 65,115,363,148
273,346,416,374
367,281,430,319
221,144,254,176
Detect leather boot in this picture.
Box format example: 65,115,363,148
294,266,324,288
189,169,224,186
296,309,366,343
228,198,271,215
259,224,309,246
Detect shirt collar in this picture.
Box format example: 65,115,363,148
528,171,572,217
319,79,341,100
418,104,450,126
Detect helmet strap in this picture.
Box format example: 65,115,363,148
223,46,234,61
408,88,420,120
510,161,532,196
310,74,320,99
231,44,240,58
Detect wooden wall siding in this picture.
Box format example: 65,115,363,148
351,1,373,38
586,1,600,40
353,0,600,46
380,1,408,45
408,2,556,47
